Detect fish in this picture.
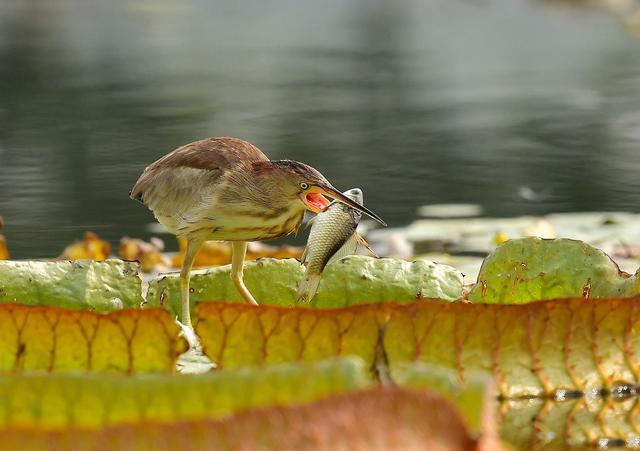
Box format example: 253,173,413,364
297,188,375,303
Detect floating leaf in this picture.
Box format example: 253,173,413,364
196,297,640,398
0,304,186,373
171,238,303,269
0,218,8,261
384,297,640,398
60,231,111,261
392,362,493,435
195,302,381,369
0,259,143,311
172,239,231,267
119,237,169,273
0,388,492,451
469,237,640,303
0,358,369,428
149,256,463,316
499,395,640,449
0,235,8,260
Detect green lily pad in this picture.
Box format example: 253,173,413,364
0,387,489,451
468,237,640,304
0,259,143,311
0,357,370,428
392,362,493,435
147,256,464,316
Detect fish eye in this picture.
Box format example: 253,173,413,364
299,182,309,190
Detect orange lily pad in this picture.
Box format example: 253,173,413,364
60,231,111,261
171,238,303,268
0,235,8,260
195,297,640,398
0,304,186,373
0,217,8,260
119,236,169,272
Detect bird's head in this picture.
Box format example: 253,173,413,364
265,160,386,226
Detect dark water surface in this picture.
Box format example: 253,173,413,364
1,0,639,258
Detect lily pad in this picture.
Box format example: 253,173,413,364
0,304,186,373
147,256,463,315
195,301,382,370
0,259,143,311
196,297,640,398
392,362,493,435
468,237,640,304
0,357,369,428
499,395,640,449
0,387,491,451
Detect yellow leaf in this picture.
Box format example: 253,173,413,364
0,217,8,260
60,232,111,261
196,298,640,398
196,303,380,369
0,304,186,373
0,388,501,451
0,358,369,428
493,231,508,245
172,238,303,268
119,237,168,272
0,235,8,260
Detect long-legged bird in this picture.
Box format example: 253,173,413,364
130,137,385,326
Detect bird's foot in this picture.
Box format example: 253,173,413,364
177,320,201,352
175,320,216,374
175,319,217,373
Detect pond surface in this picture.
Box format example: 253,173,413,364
1,0,639,258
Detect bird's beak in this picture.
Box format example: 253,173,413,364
314,184,387,226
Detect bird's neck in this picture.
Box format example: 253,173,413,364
217,162,298,213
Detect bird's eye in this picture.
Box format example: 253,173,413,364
300,182,309,190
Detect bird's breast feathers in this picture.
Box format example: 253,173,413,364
174,192,305,242
210,200,305,240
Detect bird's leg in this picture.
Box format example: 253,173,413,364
180,238,203,327
231,241,258,305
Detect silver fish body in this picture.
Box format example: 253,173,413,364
297,188,363,302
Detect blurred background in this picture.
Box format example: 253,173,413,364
1,0,639,258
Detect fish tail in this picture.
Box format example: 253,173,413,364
356,233,378,257
297,274,322,303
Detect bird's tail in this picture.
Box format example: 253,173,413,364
297,274,322,303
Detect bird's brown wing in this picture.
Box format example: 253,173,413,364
130,137,269,235
145,137,268,173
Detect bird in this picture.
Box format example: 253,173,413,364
130,137,385,327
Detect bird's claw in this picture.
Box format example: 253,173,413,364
177,320,201,351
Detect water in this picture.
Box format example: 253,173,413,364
1,0,639,258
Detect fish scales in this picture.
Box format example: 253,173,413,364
297,188,363,303
304,204,359,273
